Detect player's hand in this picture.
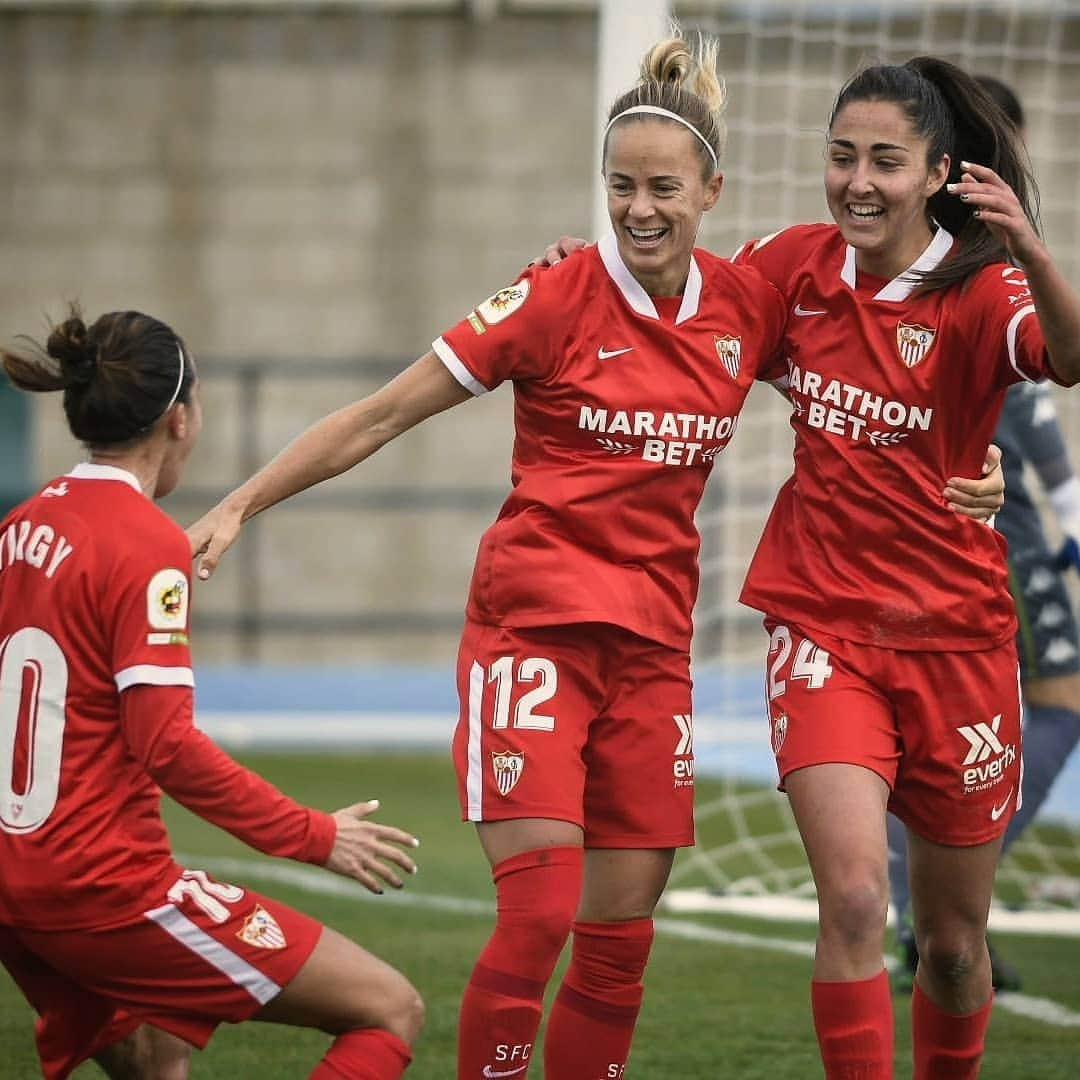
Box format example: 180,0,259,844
325,799,419,894
944,443,1004,521
528,235,588,267
949,161,1044,267
187,500,245,580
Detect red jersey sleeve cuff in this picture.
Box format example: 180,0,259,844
301,810,337,866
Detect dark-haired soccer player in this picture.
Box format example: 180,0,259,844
887,72,1080,996
0,308,422,1079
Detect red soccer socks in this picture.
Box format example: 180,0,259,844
309,1028,412,1079
812,969,895,1078
912,980,992,1079
543,917,655,1080
457,845,583,1079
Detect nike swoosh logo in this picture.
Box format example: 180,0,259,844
794,304,827,317
597,346,634,360
482,1066,529,1078
990,788,1014,821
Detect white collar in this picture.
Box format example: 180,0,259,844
598,232,702,324
841,226,954,301
67,462,144,494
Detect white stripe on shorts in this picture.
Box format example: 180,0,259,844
145,903,281,1005
466,659,485,820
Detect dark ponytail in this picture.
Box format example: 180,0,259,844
1,305,193,446
829,57,1038,293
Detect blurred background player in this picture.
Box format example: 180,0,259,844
0,308,423,1080
187,33,794,1080
887,72,1080,995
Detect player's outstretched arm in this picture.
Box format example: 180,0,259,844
325,799,421,894
944,444,1005,521
188,352,472,579
121,685,419,893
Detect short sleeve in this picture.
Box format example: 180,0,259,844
731,227,800,296
754,275,790,384
432,264,558,395
104,524,194,692
964,265,1054,387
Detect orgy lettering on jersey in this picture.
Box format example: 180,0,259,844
786,364,933,447
0,519,75,579
578,406,738,467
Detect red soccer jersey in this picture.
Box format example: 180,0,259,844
434,233,787,651
0,464,333,930
734,223,1070,650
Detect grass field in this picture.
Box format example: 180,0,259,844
2,752,1079,1078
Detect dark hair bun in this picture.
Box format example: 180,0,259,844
46,316,99,389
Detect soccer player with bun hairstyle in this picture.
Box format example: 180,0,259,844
188,30,798,1079
0,308,423,1080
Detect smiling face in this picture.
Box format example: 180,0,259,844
604,118,723,297
825,99,950,281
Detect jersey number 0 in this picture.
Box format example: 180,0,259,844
0,626,67,834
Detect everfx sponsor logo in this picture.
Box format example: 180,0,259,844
957,713,1017,790
673,714,694,787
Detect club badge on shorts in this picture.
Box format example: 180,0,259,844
237,904,286,950
771,713,788,755
491,750,525,796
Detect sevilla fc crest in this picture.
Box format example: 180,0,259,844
237,904,286,950
896,322,936,368
492,750,525,796
714,334,742,380
771,713,788,755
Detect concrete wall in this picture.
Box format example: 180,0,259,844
2,7,1078,665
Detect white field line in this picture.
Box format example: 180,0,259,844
663,888,1080,938
182,854,1080,1029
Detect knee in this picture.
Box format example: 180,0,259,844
916,928,983,988
492,850,581,956
364,970,426,1047
818,876,889,947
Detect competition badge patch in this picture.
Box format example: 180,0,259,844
237,904,287,950
477,280,531,326
146,568,189,630
492,750,525,796
896,322,936,368
714,334,742,380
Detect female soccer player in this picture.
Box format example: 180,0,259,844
887,73,1080,997
188,36,793,1080
729,59,1080,1079
0,309,423,1080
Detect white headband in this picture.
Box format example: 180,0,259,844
162,342,186,414
604,105,719,170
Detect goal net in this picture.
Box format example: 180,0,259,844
670,0,1080,928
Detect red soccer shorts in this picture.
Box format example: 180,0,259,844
0,869,323,1080
453,619,695,848
762,619,1022,846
